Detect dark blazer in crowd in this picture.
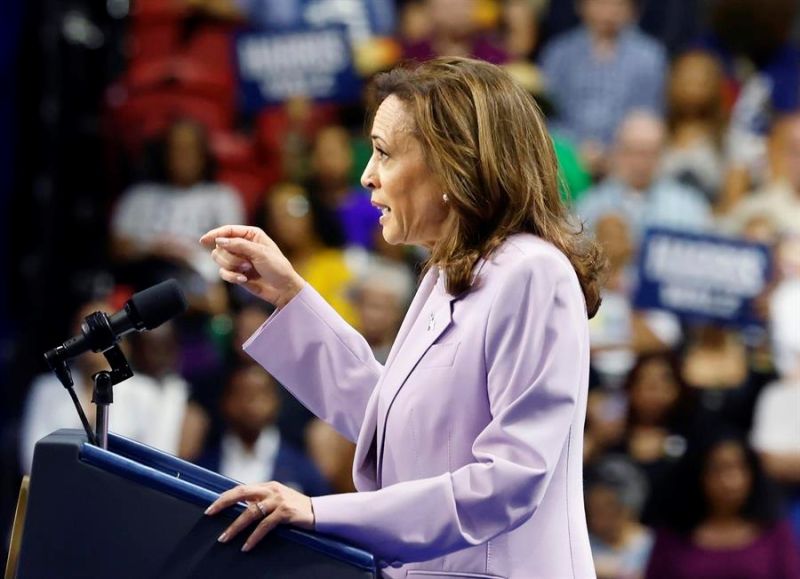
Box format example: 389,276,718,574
196,438,332,497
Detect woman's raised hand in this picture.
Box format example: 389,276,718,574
200,225,304,308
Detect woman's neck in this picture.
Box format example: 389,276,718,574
693,515,759,549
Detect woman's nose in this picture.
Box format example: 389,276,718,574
361,161,377,190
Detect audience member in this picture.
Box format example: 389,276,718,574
584,386,627,463
588,212,681,387
618,353,692,505
704,0,800,205
196,365,330,495
228,300,314,451
750,356,800,536
305,418,357,494
350,257,415,363
661,50,728,202
586,455,654,579
398,0,432,46
500,0,546,62
646,431,800,579
680,325,767,432
128,322,209,460
576,112,712,241
19,301,163,473
753,276,800,540
706,0,799,116
259,182,359,327
540,0,667,173
403,0,508,63
307,125,378,250
110,119,243,313
724,113,800,236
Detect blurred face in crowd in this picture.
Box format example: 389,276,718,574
427,0,477,37
312,126,353,188
629,358,680,426
132,323,178,380
400,0,433,43
233,305,270,354
702,441,752,517
580,0,634,39
586,485,627,543
503,0,540,59
595,213,633,270
223,366,280,441
668,51,723,117
166,121,207,188
362,95,449,247
355,282,405,346
264,184,315,252
779,115,800,191
741,215,779,245
613,113,666,191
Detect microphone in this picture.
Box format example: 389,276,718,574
44,279,188,369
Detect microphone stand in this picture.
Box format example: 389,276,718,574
91,344,133,449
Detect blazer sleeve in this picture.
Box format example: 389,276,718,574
311,254,588,563
243,284,383,443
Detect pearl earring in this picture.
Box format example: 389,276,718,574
442,193,449,204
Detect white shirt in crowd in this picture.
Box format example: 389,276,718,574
218,426,280,484
20,370,193,472
20,372,160,473
111,182,244,280
751,379,800,455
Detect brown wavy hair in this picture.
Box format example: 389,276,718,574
368,57,605,318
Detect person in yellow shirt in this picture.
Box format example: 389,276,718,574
258,182,359,327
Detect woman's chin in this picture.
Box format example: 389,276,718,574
381,225,401,245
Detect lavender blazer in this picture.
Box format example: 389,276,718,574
243,234,596,578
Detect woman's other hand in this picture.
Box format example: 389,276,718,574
205,481,315,552
200,225,304,308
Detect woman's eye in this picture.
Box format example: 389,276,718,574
376,148,388,160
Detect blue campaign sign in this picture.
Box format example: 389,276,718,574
633,228,772,329
236,0,396,40
236,25,362,110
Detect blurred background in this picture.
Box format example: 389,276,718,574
1,0,799,576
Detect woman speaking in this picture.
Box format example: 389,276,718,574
201,57,604,578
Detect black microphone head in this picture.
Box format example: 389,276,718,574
126,279,188,330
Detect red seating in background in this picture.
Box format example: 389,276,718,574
106,85,233,154
211,131,274,218
109,0,340,218
125,56,235,114
127,0,186,64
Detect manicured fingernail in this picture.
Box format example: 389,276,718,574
216,237,230,245
241,543,251,552
218,532,228,543
204,506,214,515
238,263,252,272
236,275,248,283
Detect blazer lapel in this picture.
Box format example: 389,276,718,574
351,268,438,491
351,386,381,491
383,268,438,368
376,290,455,485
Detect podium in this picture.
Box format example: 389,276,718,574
15,430,376,578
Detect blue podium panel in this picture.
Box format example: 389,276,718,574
18,430,376,579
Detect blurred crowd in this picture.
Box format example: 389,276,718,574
3,0,800,576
